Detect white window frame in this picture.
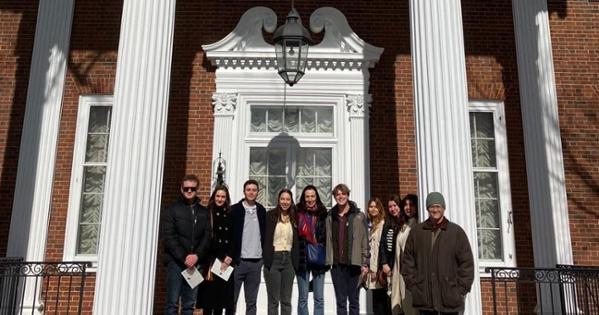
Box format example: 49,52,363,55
468,100,517,273
63,95,113,266
229,93,345,205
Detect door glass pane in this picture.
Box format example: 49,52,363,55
285,108,299,132
249,147,287,209
296,148,332,207
300,108,316,133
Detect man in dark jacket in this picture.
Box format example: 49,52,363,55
231,179,266,315
401,192,474,315
161,175,211,315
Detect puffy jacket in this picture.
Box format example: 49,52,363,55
161,197,211,268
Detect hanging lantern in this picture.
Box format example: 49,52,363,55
273,8,313,86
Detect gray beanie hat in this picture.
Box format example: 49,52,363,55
426,192,446,209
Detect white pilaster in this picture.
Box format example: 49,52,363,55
7,0,74,311
346,94,370,210
512,0,573,269
409,1,482,314
211,93,237,187
92,0,176,313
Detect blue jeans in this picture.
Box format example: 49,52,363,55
165,261,198,315
296,269,325,315
330,265,361,315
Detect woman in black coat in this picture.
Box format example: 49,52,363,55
197,185,235,315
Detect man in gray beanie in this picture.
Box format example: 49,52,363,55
400,192,474,315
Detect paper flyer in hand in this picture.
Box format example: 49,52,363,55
210,258,234,281
181,267,204,289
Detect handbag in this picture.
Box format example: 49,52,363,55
306,242,325,266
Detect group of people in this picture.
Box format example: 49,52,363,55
161,174,475,315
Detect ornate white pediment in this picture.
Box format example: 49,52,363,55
202,6,383,71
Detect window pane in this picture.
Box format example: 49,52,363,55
301,108,316,133
316,108,333,133
472,139,496,168
267,108,283,132
250,108,267,132
267,177,287,208
249,148,267,176
471,112,494,138
474,172,498,199
296,148,332,207
88,107,111,133
83,166,106,193
268,148,286,175
478,229,502,260
85,134,109,162
77,224,99,255
470,112,496,168
79,194,102,224
476,199,500,229
285,108,299,132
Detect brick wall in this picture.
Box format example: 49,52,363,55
548,0,599,266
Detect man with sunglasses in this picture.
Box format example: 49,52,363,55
161,174,211,315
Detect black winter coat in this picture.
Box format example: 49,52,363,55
160,197,211,268
378,221,400,269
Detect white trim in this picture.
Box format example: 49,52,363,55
63,95,113,267
468,100,517,273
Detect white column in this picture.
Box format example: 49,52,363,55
346,94,370,212
512,0,573,269
409,1,482,314
211,93,237,188
7,1,74,312
92,0,176,313
7,0,74,259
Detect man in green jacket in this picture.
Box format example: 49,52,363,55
401,192,474,315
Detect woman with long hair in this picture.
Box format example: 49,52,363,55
379,195,414,314
400,194,418,228
365,197,389,315
263,188,299,315
196,185,235,315
295,185,329,315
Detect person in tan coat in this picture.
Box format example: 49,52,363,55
400,192,474,315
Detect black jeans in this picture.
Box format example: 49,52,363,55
264,251,295,315
330,264,361,315
371,288,391,315
419,311,458,315
233,258,263,315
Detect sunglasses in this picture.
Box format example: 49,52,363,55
182,186,197,192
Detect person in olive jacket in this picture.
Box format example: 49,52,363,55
161,174,211,315
325,184,369,315
401,192,474,315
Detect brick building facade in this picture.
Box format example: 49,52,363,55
0,0,597,314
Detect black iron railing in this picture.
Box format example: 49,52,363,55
486,266,599,315
0,260,91,315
